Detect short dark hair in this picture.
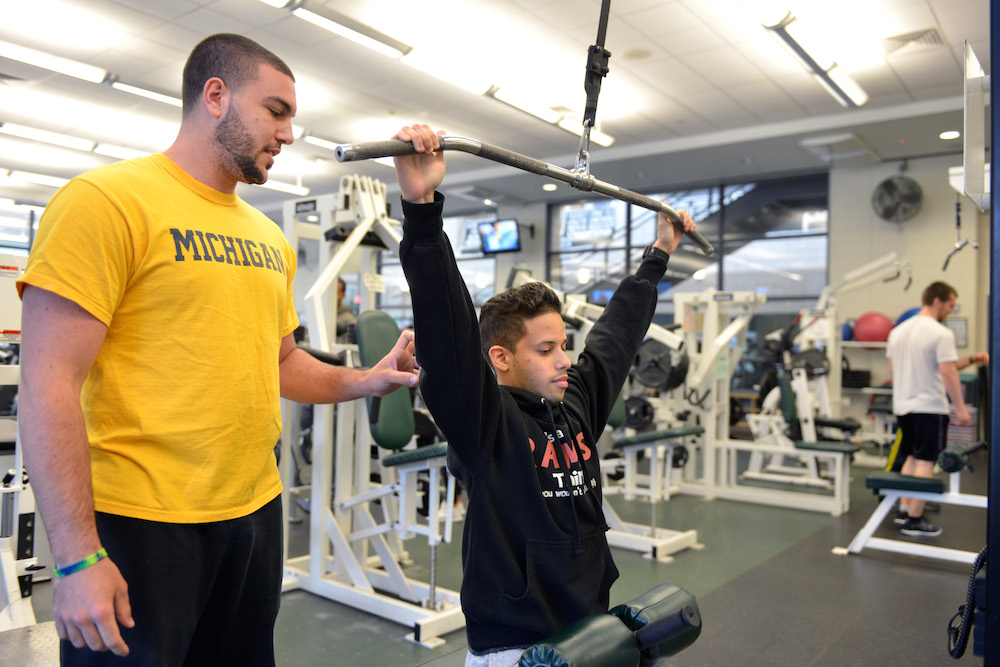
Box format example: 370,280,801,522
922,281,956,306
479,282,562,358
182,33,294,115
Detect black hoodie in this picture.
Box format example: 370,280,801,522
399,194,669,653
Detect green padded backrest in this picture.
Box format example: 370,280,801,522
777,373,798,423
519,612,639,667
609,583,701,663
355,310,414,451
608,394,626,430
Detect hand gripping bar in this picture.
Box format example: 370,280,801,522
335,135,715,256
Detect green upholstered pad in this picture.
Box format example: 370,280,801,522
613,426,705,449
778,374,797,423
607,394,626,430
381,443,448,467
355,310,414,451
865,471,945,493
793,440,861,454
609,583,701,663
519,612,639,667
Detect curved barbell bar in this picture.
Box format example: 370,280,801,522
335,135,715,256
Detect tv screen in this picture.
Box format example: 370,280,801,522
478,219,521,254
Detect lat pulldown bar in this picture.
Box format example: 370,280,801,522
334,136,715,256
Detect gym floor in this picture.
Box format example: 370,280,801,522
19,452,986,666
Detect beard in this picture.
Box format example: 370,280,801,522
214,108,268,185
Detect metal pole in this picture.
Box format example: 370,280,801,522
987,1,999,661
336,136,716,256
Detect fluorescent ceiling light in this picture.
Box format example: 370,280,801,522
292,7,410,60
543,183,558,192
491,88,562,124
0,122,95,151
94,143,148,160
401,51,494,95
7,170,70,189
111,81,182,107
0,39,107,83
555,119,615,147
762,14,868,108
940,130,960,140
258,0,288,6
303,135,341,151
258,179,310,196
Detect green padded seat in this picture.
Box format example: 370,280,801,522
519,612,639,667
381,443,448,467
793,440,860,454
865,471,945,494
613,426,705,449
356,310,414,451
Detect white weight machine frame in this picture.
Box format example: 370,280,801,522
670,289,765,502
0,254,38,631
279,176,463,648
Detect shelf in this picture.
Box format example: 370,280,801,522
841,341,887,349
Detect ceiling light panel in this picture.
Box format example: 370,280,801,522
1,0,131,52
0,87,178,150
0,39,107,83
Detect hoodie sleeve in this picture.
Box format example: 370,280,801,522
565,255,668,432
398,193,499,474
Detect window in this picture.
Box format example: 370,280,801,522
547,173,829,389
380,211,498,327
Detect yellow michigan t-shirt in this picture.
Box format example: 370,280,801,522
18,154,298,523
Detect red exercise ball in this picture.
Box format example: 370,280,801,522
853,311,894,346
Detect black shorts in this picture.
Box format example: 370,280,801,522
896,413,950,463
62,495,282,667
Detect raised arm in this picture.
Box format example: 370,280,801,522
19,285,134,656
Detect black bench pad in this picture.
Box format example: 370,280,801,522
381,443,448,467
864,471,945,494
613,426,705,450
793,440,861,454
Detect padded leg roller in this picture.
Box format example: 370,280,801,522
519,613,641,667
610,584,702,666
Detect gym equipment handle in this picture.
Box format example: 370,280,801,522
335,136,716,256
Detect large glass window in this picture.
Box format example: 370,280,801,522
547,173,829,390
0,202,40,255
380,211,498,327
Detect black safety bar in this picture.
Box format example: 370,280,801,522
335,135,715,256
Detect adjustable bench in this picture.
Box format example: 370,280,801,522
602,425,704,561
833,463,988,564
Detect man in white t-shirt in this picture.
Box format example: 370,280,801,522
886,281,988,536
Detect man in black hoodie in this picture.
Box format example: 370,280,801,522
394,123,695,666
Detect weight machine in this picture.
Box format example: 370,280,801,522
279,176,463,648
0,254,39,631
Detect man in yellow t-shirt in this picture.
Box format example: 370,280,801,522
17,34,419,665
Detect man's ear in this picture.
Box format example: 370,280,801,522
488,345,511,373
203,77,228,120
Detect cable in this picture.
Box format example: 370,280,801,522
948,545,986,658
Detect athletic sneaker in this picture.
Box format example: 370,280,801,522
893,511,909,525
900,517,942,537
924,501,941,513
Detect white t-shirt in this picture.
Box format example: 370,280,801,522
886,314,959,415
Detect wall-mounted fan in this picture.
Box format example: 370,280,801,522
871,175,923,222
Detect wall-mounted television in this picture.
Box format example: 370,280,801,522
478,219,521,254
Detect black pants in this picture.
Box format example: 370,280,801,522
62,496,282,667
